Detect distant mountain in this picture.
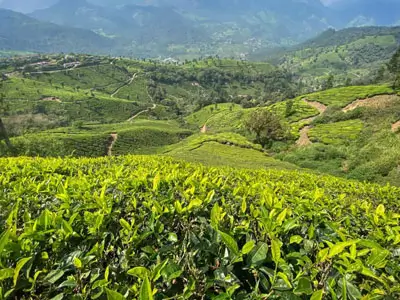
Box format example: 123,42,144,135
3,0,400,58
0,9,115,54
0,0,57,13
29,0,331,57
30,0,204,44
330,0,400,26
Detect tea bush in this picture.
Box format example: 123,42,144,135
0,156,399,299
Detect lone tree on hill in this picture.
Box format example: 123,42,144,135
387,47,400,89
245,109,287,147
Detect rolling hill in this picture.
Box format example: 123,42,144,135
1,52,399,186
0,9,116,54
256,26,400,88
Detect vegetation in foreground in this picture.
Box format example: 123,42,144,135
0,156,399,299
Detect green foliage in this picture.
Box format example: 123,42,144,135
163,133,297,170
0,121,192,157
0,156,399,299
387,46,400,88
265,27,400,89
304,85,394,107
308,120,364,145
245,109,288,147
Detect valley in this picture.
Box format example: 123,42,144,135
1,50,399,185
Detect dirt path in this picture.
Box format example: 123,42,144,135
295,99,327,147
342,95,399,112
42,97,62,103
303,99,327,114
127,104,157,122
106,133,118,156
392,120,400,133
30,63,80,75
111,73,137,98
296,126,313,146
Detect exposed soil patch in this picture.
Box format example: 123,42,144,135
392,120,400,133
295,99,327,147
303,99,327,114
296,126,313,147
127,104,157,122
42,97,62,103
201,125,208,133
106,133,118,156
111,73,137,98
343,95,399,112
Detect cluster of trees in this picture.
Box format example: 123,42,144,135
143,61,297,116
245,109,289,148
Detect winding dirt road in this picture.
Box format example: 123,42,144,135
342,95,399,112
127,104,157,122
111,73,137,98
392,120,400,133
295,99,327,146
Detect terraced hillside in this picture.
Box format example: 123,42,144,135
0,55,296,136
260,27,400,88
183,84,400,185
1,53,400,186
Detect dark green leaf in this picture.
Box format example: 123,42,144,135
294,277,313,295
44,269,65,284
248,243,268,267
218,230,239,256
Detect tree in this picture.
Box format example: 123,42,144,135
285,99,295,117
323,74,334,90
245,109,287,147
0,89,15,153
387,47,400,89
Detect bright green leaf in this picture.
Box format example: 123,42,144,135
13,257,31,287
329,241,356,258
127,267,150,280
0,230,10,257
290,235,303,244
241,240,255,255
367,249,390,268
139,276,153,300
310,289,324,300
105,288,125,300
0,268,13,281
50,293,64,300
73,257,82,269
271,238,282,264
119,219,131,231
168,233,178,243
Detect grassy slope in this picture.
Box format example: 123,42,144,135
305,85,394,107
263,27,400,85
0,120,192,157
279,86,400,185
185,98,319,132
162,132,297,171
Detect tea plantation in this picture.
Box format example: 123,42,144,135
0,156,399,299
